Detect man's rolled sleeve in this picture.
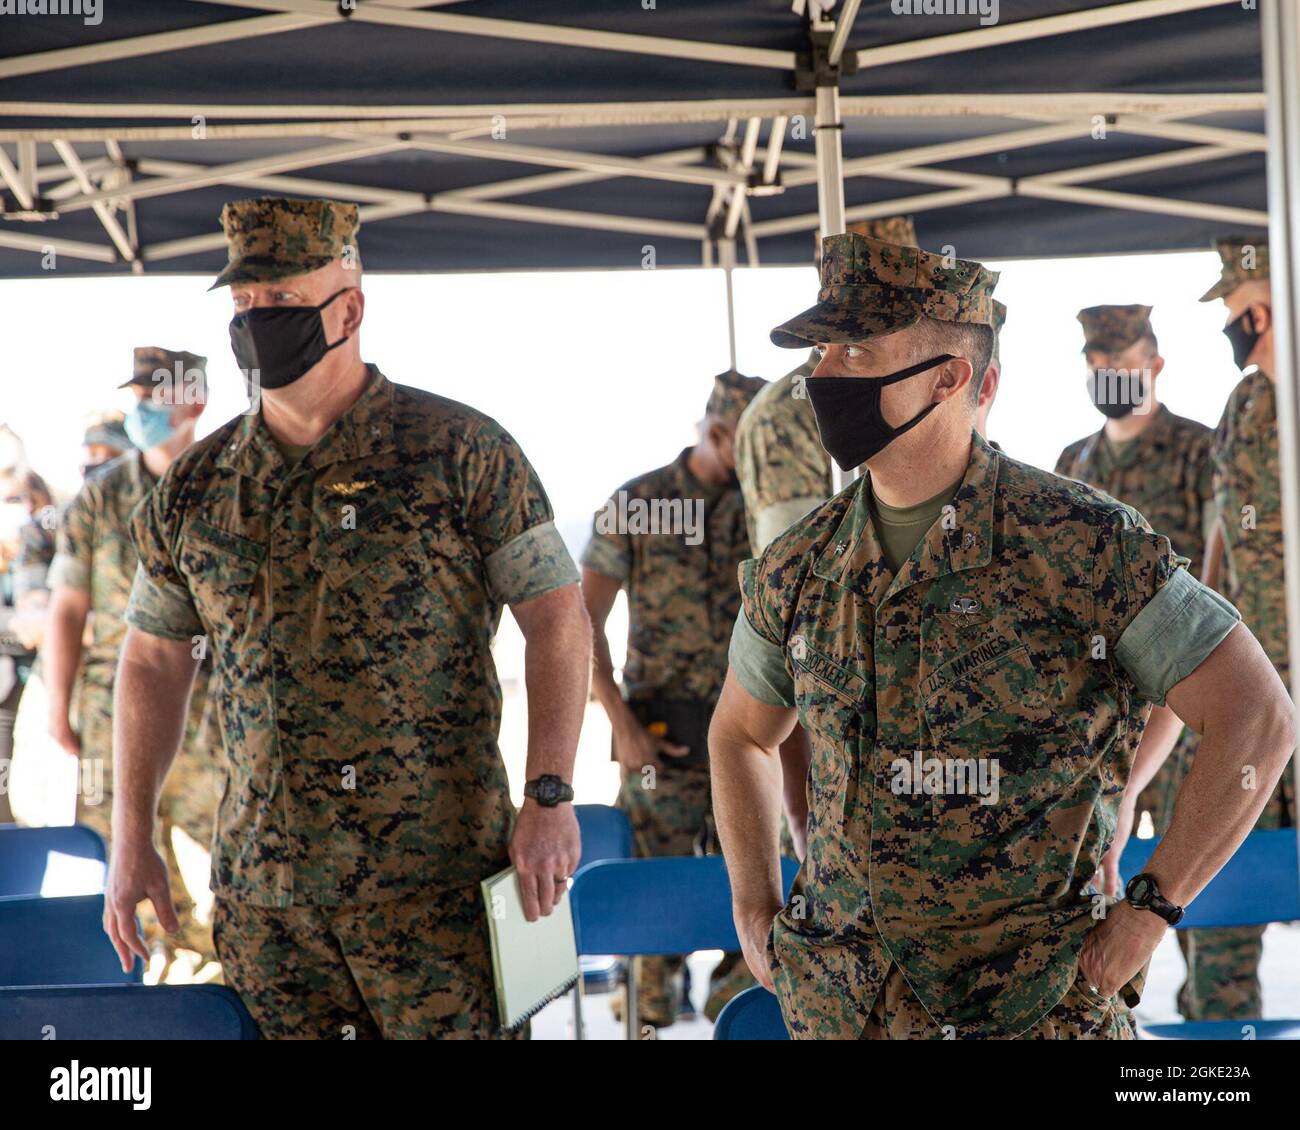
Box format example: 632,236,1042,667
50,488,95,593
1115,567,1241,705
125,474,202,640
125,565,205,642
485,520,580,605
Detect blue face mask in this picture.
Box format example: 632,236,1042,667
125,400,177,451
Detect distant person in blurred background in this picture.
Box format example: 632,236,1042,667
44,349,221,982
582,368,765,1028
0,446,54,825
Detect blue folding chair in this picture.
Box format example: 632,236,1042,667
575,804,633,873
0,824,107,899
0,894,142,987
1120,829,1300,1040
713,985,788,1040
569,854,800,1039
0,985,258,1040
573,805,635,998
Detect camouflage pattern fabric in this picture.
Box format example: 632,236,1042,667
813,215,917,258
50,451,222,968
743,435,1202,1039
806,962,1134,1040
82,412,130,451
1077,304,1154,354
735,352,833,556
582,448,749,702
11,509,56,601
771,234,1000,348
1054,405,1217,825
122,346,208,389
125,367,578,909
1188,367,1296,1022
212,882,525,1040
212,197,360,289
704,370,767,428
583,449,756,1023
1200,236,1270,302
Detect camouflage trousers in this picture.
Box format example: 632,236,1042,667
212,882,524,1040
1140,726,1295,1021
617,761,755,1024
75,677,223,973
853,965,1134,1041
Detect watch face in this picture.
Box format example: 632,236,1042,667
1128,875,1154,905
537,780,560,803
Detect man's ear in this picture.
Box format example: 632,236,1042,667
1250,301,1272,336
934,356,974,402
1147,354,1165,381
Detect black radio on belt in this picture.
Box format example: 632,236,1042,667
626,697,713,768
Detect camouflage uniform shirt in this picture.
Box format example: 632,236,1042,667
729,434,1240,1038
125,367,578,908
582,448,748,703
1054,405,1217,577
1213,370,1294,820
735,351,827,556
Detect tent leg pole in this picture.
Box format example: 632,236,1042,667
722,238,738,372
1261,0,1300,800
815,68,850,490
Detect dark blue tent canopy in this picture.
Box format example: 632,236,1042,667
0,0,1269,277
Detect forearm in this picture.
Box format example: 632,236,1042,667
519,586,590,782
590,631,636,734
709,680,786,913
44,595,88,721
1127,705,1185,799
1149,708,1293,907
112,634,197,845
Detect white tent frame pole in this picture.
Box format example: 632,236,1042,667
399,133,743,190
814,86,846,238
193,0,796,69
0,0,471,81
1016,181,1267,227
0,229,117,263
0,145,35,211
1260,0,1300,723
54,139,409,213
853,0,1237,69
50,141,136,263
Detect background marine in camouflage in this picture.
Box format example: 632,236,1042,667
582,368,764,1027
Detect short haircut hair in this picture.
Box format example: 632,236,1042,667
913,317,994,404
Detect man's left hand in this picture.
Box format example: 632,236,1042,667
509,799,581,923
1078,899,1166,998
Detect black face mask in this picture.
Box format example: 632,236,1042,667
229,288,352,391
1088,369,1145,419
804,354,953,472
1223,309,1260,371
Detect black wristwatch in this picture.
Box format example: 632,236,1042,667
1125,872,1185,925
524,774,574,808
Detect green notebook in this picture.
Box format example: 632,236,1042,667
481,866,580,1031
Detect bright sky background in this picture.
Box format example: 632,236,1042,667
1,249,1239,536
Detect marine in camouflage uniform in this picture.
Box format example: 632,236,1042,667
47,357,221,972
1188,237,1296,1020
721,234,1245,1038
1054,306,1217,833
582,369,765,1026
736,217,917,557
123,198,582,1039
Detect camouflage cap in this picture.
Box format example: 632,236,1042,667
1077,304,1153,354
210,197,360,290
989,299,1007,365
82,411,130,451
706,369,767,426
772,234,1000,349
1200,235,1269,302
119,346,208,389
812,215,917,260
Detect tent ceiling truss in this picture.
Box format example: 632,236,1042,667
0,0,1268,271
